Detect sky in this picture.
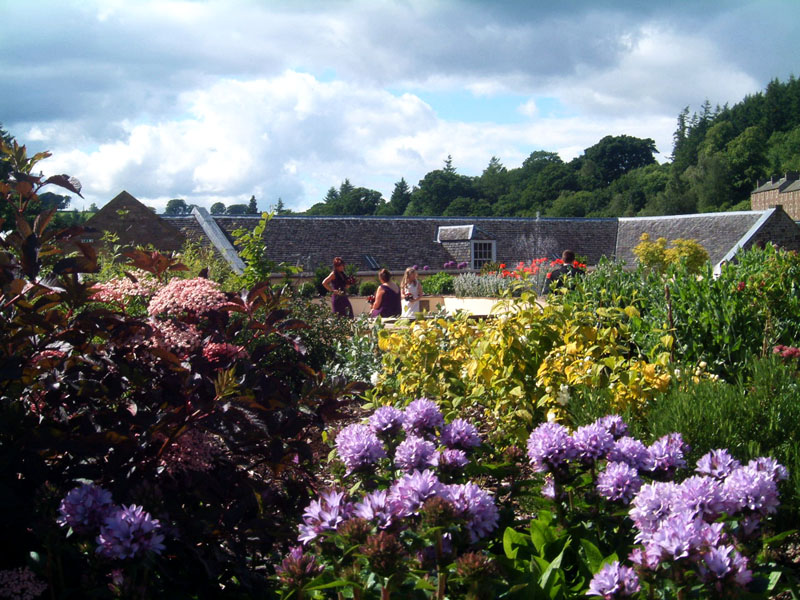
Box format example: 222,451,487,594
2,0,798,213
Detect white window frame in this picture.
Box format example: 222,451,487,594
471,240,496,269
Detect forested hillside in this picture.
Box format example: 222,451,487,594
304,75,800,218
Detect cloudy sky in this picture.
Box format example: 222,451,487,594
2,0,798,213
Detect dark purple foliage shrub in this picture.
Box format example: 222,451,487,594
0,143,361,597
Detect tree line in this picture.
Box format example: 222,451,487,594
301,75,800,218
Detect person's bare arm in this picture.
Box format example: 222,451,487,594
372,286,385,309
322,272,337,294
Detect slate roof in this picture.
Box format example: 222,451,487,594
87,192,800,275
616,211,764,265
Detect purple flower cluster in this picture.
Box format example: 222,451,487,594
596,462,643,503
527,416,690,490
443,261,456,269
526,422,577,473
395,436,439,472
403,397,444,437
588,561,640,598
96,504,166,559
369,406,405,437
58,484,165,560
622,452,786,589
298,490,353,544
441,418,482,450
57,483,115,534
335,424,387,474
298,470,499,547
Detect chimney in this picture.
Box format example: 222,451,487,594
771,175,780,183
786,171,799,181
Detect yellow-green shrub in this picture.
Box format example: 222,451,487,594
633,233,709,274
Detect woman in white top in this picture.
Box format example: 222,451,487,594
400,267,423,317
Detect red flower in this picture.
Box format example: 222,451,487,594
499,263,506,269
736,281,746,292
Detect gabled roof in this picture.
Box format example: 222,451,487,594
84,191,186,252
616,211,764,266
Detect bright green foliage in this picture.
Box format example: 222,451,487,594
422,271,455,294
232,211,300,289
358,279,378,296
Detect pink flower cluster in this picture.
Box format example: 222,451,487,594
773,344,800,360
202,342,249,367
157,429,219,474
147,277,227,317
91,270,161,304
147,320,202,355
0,567,47,600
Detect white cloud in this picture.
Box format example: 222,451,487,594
3,0,798,213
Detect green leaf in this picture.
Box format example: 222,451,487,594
503,527,530,559
580,539,604,572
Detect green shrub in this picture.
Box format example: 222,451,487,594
297,280,317,298
358,280,378,296
422,271,455,294
633,356,800,523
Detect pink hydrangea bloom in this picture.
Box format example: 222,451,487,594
147,277,227,317
203,342,249,366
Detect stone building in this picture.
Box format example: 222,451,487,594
751,172,800,219
85,191,800,276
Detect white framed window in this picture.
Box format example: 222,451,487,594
471,240,495,269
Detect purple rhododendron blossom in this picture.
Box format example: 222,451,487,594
336,424,387,474
369,406,405,437
649,433,688,473
298,490,353,544
607,436,654,471
353,490,394,529
596,415,629,439
629,481,679,534
445,483,499,542
572,423,615,464
394,436,439,472
526,422,577,473
440,418,481,450
596,462,642,504
403,398,444,437
696,449,741,479
674,475,731,520
57,483,115,534
722,466,780,516
747,457,789,482
96,505,165,559
587,561,640,598
439,448,470,470
388,470,445,517
698,544,752,585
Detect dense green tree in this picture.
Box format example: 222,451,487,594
477,156,509,205
442,197,492,216
226,204,250,215
270,198,292,215
305,180,384,215
377,178,412,215
165,198,191,215
725,125,768,198
405,158,479,216
766,126,800,173
210,202,226,215
580,135,658,185
248,195,258,214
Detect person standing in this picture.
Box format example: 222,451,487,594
400,266,423,317
322,256,354,318
543,249,585,294
370,268,402,318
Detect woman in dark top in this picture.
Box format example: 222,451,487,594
370,268,402,318
322,257,354,318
